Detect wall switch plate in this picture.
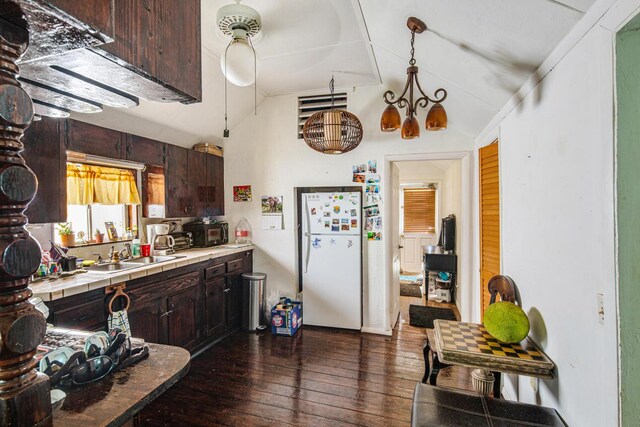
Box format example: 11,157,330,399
597,293,605,325
530,376,538,392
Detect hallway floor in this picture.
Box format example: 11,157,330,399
139,296,472,426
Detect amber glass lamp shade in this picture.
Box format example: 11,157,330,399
380,105,401,132
401,116,420,139
426,103,448,131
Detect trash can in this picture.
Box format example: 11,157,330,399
241,272,267,331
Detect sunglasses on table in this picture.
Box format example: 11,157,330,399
39,329,149,387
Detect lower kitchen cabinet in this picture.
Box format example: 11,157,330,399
45,250,253,354
204,276,226,338
167,285,200,349
128,296,165,344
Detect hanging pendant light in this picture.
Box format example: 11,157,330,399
303,77,363,155
380,17,449,139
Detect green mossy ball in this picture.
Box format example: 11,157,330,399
483,301,530,344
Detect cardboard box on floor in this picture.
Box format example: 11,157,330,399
271,300,302,336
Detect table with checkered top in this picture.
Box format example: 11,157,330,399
434,319,555,380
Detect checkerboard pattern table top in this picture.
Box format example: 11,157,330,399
433,320,555,378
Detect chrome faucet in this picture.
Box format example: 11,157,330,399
108,245,120,263
119,243,132,260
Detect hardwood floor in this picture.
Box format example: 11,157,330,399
139,296,473,426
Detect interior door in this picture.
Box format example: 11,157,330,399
479,141,501,318
391,163,401,326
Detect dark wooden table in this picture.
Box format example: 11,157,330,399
52,343,190,426
431,320,554,396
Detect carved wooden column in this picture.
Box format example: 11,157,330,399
0,8,52,427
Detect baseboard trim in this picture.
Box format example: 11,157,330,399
361,326,393,336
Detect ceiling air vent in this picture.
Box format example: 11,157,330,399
297,92,347,139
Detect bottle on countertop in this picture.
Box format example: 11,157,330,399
235,218,252,244
132,239,141,256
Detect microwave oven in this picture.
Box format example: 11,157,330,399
182,222,228,247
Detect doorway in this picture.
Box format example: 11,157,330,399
387,154,471,327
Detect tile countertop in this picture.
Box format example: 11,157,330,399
31,245,254,302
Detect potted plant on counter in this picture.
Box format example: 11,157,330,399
94,229,105,244
57,223,75,247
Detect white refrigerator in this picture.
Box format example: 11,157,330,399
301,191,362,330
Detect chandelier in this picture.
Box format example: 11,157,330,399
380,17,448,139
303,77,363,155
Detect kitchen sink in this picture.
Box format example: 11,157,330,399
87,262,145,273
123,255,180,264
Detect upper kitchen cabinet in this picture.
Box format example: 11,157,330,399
22,118,67,224
66,119,126,159
165,144,191,217
125,134,167,166
206,154,224,216
187,149,208,217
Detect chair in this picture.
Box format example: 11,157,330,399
422,275,519,398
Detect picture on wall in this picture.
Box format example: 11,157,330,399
233,185,252,202
261,196,283,214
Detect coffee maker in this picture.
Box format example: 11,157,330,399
146,224,175,256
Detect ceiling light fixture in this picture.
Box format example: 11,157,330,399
217,0,261,137
303,76,363,155
380,17,448,139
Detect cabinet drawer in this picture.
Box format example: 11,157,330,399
205,263,226,279
54,298,106,330
227,258,243,273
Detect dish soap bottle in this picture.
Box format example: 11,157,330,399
235,218,252,244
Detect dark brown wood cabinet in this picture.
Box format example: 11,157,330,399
66,119,125,159
204,276,226,338
128,296,165,344
206,154,225,216
47,250,252,353
22,117,67,224
127,269,202,351
167,284,200,349
49,0,202,103
125,134,166,166
166,144,190,217
187,149,207,217
44,289,107,332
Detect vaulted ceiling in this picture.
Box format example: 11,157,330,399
72,0,596,145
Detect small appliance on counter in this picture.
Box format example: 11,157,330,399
183,221,228,247
146,224,175,256
169,231,193,251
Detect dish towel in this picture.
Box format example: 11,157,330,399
108,310,131,338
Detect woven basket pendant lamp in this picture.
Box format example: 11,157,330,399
303,77,363,154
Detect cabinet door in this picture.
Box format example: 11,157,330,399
167,284,200,350
128,297,166,344
22,117,67,224
125,134,166,166
165,144,190,217
66,119,125,159
206,155,224,216
204,277,226,338
187,149,207,217
226,258,244,330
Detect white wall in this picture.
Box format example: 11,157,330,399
474,19,618,427
224,84,474,334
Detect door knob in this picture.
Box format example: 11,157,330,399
398,245,404,249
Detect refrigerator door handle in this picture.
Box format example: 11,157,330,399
304,232,311,273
